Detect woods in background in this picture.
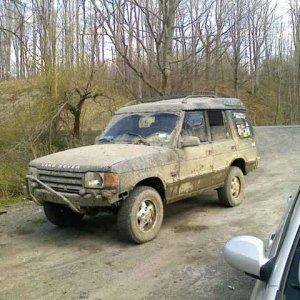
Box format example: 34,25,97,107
0,0,299,124
0,0,299,200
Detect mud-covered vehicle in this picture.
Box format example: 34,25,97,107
27,95,259,243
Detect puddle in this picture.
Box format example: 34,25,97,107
173,225,208,233
79,244,103,253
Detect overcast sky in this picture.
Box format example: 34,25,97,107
275,0,290,19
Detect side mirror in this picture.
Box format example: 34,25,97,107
223,236,269,279
181,136,200,147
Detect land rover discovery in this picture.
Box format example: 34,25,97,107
27,95,259,243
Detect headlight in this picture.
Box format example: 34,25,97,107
85,172,104,188
84,172,119,189
28,167,38,178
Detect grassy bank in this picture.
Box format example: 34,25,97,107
0,196,27,210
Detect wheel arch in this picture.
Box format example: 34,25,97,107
135,177,166,202
230,158,246,175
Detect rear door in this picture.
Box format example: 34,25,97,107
229,110,257,167
207,110,236,186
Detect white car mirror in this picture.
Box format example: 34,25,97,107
223,236,269,279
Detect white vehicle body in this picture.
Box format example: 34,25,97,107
224,188,300,300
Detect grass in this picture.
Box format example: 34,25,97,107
0,196,28,210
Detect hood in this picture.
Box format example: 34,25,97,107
30,144,177,173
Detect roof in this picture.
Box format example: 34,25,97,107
116,96,246,114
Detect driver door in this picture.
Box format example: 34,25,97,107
177,110,213,197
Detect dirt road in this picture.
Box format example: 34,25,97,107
0,126,299,300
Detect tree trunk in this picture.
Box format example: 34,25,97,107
73,111,81,139
160,0,177,95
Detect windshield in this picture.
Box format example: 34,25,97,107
99,112,180,146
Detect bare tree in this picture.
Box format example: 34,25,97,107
290,0,300,123
0,0,298,124
92,0,180,95
246,0,275,94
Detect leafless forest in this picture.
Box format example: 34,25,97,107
0,0,299,201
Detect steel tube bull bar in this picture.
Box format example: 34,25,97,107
26,175,82,213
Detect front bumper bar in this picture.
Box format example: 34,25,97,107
26,175,82,213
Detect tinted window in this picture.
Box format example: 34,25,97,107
231,110,253,138
182,111,207,142
283,228,300,299
207,110,228,141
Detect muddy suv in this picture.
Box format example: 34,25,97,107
27,95,259,243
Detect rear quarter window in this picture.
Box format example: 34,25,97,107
230,110,254,138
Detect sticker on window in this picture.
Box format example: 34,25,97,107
157,132,168,139
139,116,155,128
232,111,253,138
236,123,251,138
233,112,246,119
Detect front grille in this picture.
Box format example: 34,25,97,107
37,169,84,193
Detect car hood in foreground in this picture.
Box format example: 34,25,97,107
29,143,177,173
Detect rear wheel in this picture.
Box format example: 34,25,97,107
43,202,84,227
117,186,164,244
217,166,245,207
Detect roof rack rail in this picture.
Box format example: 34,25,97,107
125,91,230,106
124,95,181,106
184,92,218,99
139,94,186,103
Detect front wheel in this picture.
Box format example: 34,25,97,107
217,166,245,207
117,186,164,244
44,202,84,227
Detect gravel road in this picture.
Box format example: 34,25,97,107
0,126,299,300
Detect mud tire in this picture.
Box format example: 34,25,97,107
43,202,84,227
117,186,164,244
217,166,245,207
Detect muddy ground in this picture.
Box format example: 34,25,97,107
0,126,299,300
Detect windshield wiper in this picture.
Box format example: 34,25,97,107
124,132,150,145
98,137,114,144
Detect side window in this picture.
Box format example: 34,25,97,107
231,110,253,138
182,111,207,142
283,229,300,299
207,110,228,141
